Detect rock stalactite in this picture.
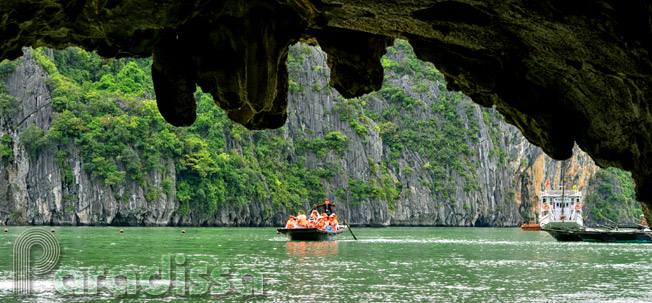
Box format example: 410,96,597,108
2,1,652,221
313,28,394,98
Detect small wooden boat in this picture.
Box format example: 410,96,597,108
277,227,347,241
520,221,541,231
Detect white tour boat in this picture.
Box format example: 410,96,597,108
539,183,584,230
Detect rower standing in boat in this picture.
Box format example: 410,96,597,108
313,198,335,215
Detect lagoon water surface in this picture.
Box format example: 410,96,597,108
1,227,651,302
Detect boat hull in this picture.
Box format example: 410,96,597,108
277,227,346,241
544,229,583,241
579,229,652,243
544,228,652,243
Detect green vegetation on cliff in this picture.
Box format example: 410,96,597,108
0,59,20,119
27,47,332,216
585,167,643,224
328,40,483,205
0,59,19,165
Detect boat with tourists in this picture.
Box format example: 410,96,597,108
277,198,357,241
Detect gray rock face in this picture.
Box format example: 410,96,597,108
0,47,599,227
276,46,599,227
0,50,177,226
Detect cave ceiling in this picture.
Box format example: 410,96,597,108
2,0,652,218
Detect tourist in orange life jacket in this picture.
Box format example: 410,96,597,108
285,215,296,229
327,214,339,231
316,214,328,230
307,217,316,228
313,198,335,215
310,209,320,221
296,212,308,228
315,218,324,230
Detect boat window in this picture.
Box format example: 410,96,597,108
576,199,579,202
543,199,546,203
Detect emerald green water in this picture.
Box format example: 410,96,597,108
1,227,651,302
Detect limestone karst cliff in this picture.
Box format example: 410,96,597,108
3,1,651,218
0,43,640,227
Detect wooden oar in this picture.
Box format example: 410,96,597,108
343,219,358,240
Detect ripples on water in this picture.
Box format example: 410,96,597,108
0,227,651,302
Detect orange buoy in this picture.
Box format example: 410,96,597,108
543,204,550,210
50,229,55,232
575,204,581,210
3,228,7,232
119,229,124,233
181,230,186,234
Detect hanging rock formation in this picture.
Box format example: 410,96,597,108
1,1,652,220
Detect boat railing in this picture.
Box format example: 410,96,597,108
541,190,581,196
541,184,581,195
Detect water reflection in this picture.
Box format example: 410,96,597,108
285,241,339,259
